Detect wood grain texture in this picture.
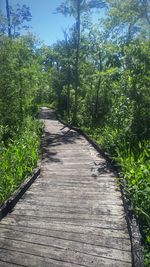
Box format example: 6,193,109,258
0,108,132,267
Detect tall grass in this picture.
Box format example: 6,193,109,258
117,141,150,266
0,116,43,205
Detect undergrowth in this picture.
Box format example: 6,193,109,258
0,116,43,205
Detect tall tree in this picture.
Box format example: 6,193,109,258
1,2,32,37
10,4,32,37
74,0,81,123
56,0,106,123
63,30,72,117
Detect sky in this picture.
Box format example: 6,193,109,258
0,0,103,45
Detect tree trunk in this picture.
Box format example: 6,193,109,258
73,0,81,124
64,31,71,119
19,72,23,124
6,0,11,37
67,66,71,118
94,51,102,119
95,77,101,119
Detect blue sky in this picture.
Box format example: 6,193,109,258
0,0,103,45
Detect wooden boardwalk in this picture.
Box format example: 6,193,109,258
0,108,132,266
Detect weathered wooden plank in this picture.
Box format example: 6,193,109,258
29,186,119,194
23,189,122,197
32,178,117,185
0,223,130,240
27,184,119,191
12,210,125,222
0,249,82,267
7,213,126,227
0,225,131,250
18,197,123,206
24,192,121,200
13,203,125,215
37,175,117,182
0,227,132,255
0,238,131,265
2,215,128,232
0,261,23,267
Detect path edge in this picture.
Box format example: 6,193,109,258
0,162,41,221
57,114,144,267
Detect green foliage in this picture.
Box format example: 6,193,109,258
104,0,150,41
0,14,45,206
0,35,44,143
117,141,150,266
0,117,43,205
117,142,150,221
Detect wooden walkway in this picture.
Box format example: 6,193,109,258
0,108,132,266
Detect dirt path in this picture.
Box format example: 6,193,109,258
0,107,132,266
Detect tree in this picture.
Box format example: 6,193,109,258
104,0,150,41
63,30,72,117
10,4,32,37
0,34,42,142
56,0,106,123
1,2,32,37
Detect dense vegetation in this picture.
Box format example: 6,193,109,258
0,0,149,264
0,4,43,204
